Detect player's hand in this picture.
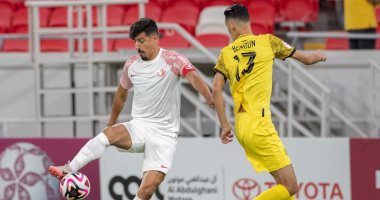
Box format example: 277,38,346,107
220,125,233,144
316,50,327,62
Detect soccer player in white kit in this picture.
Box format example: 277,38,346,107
49,18,214,200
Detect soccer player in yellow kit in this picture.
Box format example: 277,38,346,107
212,4,327,200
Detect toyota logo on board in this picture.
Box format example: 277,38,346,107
232,178,261,200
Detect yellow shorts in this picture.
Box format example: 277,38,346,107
235,113,291,172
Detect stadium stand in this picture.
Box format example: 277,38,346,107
160,5,199,35
114,35,134,50
2,38,28,51
92,5,125,27
11,7,51,32
0,5,13,33
122,4,161,25
196,6,229,35
208,0,236,7
249,7,275,34
41,39,69,52
160,30,190,48
149,0,170,9
0,0,24,10
0,0,330,52
281,0,319,23
49,7,83,27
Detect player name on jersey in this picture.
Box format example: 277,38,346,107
232,40,256,52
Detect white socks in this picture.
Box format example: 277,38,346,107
69,132,110,172
133,196,142,200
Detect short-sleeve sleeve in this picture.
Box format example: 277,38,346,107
213,51,228,81
119,56,138,89
161,50,196,77
269,34,296,60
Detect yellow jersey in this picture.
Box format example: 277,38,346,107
214,34,295,116
344,0,377,30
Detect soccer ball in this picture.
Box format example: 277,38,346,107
60,172,91,200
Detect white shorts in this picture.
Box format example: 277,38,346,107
120,119,178,174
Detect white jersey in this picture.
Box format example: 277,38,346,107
120,48,195,136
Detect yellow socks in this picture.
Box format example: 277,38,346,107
253,184,291,200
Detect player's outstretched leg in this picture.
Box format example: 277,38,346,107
48,124,132,179
48,132,110,178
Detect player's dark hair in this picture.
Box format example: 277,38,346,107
224,4,250,22
129,18,158,40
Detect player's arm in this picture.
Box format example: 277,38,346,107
269,34,326,65
185,71,213,108
212,73,233,144
291,50,327,65
107,85,129,127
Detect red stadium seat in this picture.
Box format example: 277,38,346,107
0,0,23,10
123,4,161,25
92,6,125,27
41,40,69,52
282,0,317,22
171,0,197,8
0,6,12,32
3,37,73,53
11,8,51,33
12,26,28,33
207,0,233,6
114,38,135,51
2,39,28,52
161,6,199,34
247,0,276,20
2,39,69,52
159,29,190,48
311,0,319,22
193,34,230,48
274,0,286,22
249,7,275,34
247,0,275,9
149,0,170,9
206,0,247,7
171,0,208,9
0,0,12,11
2,39,114,52
325,38,349,50
251,22,272,35
49,7,83,27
